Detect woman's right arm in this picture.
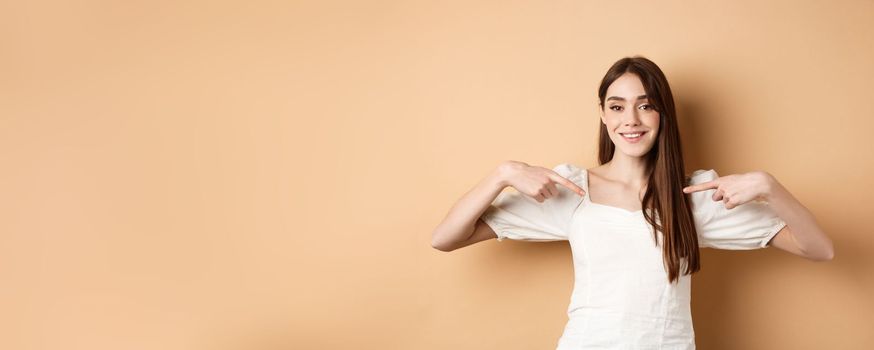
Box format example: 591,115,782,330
431,161,586,251
430,162,513,252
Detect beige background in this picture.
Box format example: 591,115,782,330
2,0,872,349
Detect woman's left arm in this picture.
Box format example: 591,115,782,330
683,171,835,261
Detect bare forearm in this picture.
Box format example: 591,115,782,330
765,175,834,260
430,164,508,249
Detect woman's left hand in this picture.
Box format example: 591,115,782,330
682,171,776,209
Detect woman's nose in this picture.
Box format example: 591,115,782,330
623,111,641,126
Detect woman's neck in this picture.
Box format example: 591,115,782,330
602,153,649,188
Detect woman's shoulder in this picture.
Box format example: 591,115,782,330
685,168,724,217
551,162,588,189
686,168,719,185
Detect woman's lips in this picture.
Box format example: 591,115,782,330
620,131,646,143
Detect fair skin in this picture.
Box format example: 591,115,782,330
431,73,834,261
587,72,661,212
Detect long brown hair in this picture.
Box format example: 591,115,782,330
596,56,700,283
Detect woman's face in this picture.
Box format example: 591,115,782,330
600,72,660,158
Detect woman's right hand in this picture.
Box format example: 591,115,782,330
497,161,587,203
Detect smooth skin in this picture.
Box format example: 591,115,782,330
431,72,834,261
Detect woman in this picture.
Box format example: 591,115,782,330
430,56,834,349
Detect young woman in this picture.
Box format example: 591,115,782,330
430,56,834,349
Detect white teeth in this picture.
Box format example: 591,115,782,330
622,133,642,138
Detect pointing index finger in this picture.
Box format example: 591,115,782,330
683,180,719,193
547,172,586,197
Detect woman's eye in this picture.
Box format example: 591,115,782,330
609,105,622,111
639,104,653,110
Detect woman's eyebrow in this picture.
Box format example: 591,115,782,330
606,95,648,102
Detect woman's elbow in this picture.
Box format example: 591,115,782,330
818,248,835,261
806,243,835,262
431,238,452,252
806,253,833,262
430,229,456,252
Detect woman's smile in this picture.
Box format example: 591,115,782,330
619,131,647,143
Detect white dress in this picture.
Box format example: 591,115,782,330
480,163,787,349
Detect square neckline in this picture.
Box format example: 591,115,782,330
582,168,644,216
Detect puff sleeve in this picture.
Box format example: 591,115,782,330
480,163,585,242
688,169,787,250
